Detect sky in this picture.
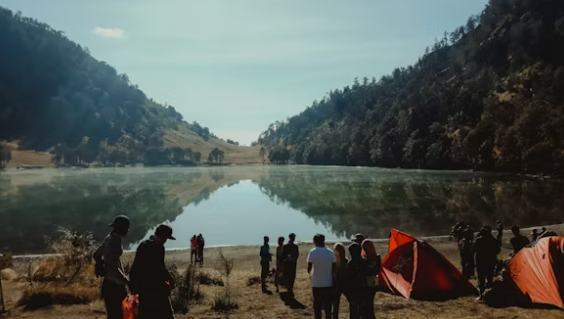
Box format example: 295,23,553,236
0,0,488,145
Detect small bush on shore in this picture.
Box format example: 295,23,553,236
169,262,205,315
18,284,97,310
19,227,99,309
212,291,239,313
196,270,224,286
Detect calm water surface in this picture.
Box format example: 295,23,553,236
1,166,563,254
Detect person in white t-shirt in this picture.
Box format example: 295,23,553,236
307,234,336,319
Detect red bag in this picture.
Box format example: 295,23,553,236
122,294,139,319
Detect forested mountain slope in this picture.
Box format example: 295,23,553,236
0,7,257,167
258,0,564,175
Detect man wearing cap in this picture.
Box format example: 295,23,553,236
93,215,130,319
130,224,176,319
282,233,299,296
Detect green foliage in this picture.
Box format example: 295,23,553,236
207,148,225,164
0,7,219,163
258,0,564,175
226,139,239,146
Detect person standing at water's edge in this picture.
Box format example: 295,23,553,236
190,235,198,264
197,234,205,266
130,224,176,319
308,234,336,319
93,215,130,319
283,233,299,295
275,236,285,293
260,236,272,292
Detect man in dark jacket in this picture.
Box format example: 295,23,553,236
472,226,501,300
130,224,176,319
282,233,299,296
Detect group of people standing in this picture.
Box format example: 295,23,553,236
190,234,205,265
451,220,559,300
94,215,177,319
260,233,381,319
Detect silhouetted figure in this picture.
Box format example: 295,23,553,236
347,243,365,319
93,215,130,319
509,225,530,256
531,229,539,242
283,233,299,295
275,236,285,293
197,234,205,266
190,235,198,264
361,240,380,319
307,234,336,319
351,233,365,245
260,236,272,292
130,224,176,319
332,243,348,319
472,226,501,300
461,226,476,278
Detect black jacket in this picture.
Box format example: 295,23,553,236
130,236,173,294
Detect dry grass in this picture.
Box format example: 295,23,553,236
4,239,564,319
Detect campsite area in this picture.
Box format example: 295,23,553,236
2,232,563,319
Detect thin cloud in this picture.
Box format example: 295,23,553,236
93,27,125,38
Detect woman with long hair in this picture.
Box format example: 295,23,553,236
361,239,381,319
332,243,348,319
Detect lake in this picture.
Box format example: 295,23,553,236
1,166,563,255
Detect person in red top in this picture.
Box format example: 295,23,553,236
190,235,198,264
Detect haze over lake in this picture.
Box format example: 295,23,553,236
1,166,563,255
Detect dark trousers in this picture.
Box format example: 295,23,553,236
332,287,343,319
274,263,283,290
190,250,197,264
101,279,127,319
361,288,376,319
285,264,297,294
345,290,361,319
477,267,494,296
261,260,270,289
198,248,204,265
138,292,174,319
313,287,332,319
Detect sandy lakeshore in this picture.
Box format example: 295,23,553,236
2,225,564,319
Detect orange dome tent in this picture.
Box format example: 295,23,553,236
505,236,564,309
379,229,477,300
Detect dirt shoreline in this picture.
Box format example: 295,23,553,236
12,223,563,259
3,227,564,319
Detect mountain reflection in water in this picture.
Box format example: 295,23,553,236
1,166,562,254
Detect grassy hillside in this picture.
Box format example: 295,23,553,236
0,7,260,167
259,0,564,175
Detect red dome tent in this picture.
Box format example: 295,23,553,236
505,236,564,309
379,229,477,300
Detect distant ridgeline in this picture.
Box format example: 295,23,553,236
0,7,219,166
258,0,564,175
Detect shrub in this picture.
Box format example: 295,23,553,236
211,291,239,313
18,284,98,310
196,270,224,286
18,227,99,309
169,263,205,315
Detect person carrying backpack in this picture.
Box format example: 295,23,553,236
93,215,130,319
